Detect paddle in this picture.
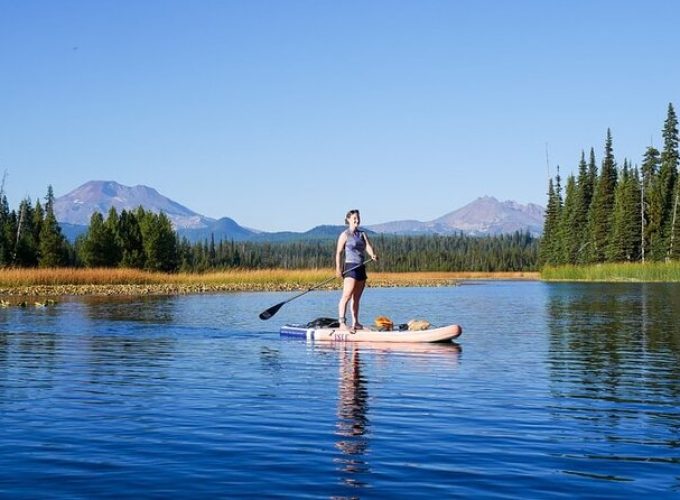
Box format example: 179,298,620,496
259,258,374,320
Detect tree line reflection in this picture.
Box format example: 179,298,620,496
546,282,680,430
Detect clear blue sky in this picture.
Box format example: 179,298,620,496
1,1,679,232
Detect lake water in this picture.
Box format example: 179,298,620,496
1,281,679,498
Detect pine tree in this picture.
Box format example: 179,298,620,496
642,146,662,260
661,102,679,188
539,177,561,266
177,236,195,272
138,210,178,272
104,207,123,265
669,174,680,259
32,200,44,246
588,147,598,197
557,174,579,263
81,212,118,267
572,150,596,263
629,166,643,261
658,103,679,258
0,192,9,266
118,209,145,268
14,199,38,266
607,161,641,261
209,233,217,268
586,130,618,262
38,210,69,267
554,167,563,260
38,187,68,267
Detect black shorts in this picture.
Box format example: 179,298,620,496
344,262,367,281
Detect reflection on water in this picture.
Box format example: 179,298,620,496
336,346,370,488
546,283,680,482
81,295,177,324
331,341,462,492
2,284,679,497
547,283,680,396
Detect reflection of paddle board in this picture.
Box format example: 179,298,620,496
306,340,462,357
280,323,462,343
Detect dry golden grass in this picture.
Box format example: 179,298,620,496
0,267,162,286
0,267,333,286
372,271,539,284
0,267,539,297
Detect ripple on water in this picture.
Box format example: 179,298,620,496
2,284,680,497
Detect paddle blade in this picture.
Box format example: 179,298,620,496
259,301,284,320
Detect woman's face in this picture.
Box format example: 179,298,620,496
347,212,360,228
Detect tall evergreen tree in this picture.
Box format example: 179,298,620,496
104,207,123,265
607,161,641,261
539,178,561,266
642,146,662,260
177,236,195,272
209,233,217,268
660,102,679,188
573,150,596,263
586,129,618,262
656,103,679,258
81,212,118,267
588,147,598,188
0,192,9,266
14,199,38,266
138,209,178,272
557,174,579,264
669,180,680,259
32,200,44,249
118,209,145,268
38,186,68,267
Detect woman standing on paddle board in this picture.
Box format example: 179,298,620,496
336,209,377,332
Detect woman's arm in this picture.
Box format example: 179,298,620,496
335,232,347,277
363,233,377,261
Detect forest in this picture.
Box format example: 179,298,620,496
10,102,677,274
540,103,679,266
0,183,539,273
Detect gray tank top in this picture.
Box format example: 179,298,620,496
344,229,366,263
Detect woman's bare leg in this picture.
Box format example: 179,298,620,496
350,280,366,329
338,278,356,330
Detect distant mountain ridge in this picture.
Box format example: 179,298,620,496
367,196,544,236
53,180,212,228
53,181,544,242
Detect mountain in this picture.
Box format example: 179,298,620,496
53,180,258,241
248,225,379,242
54,180,214,228
180,217,258,242
366,196,544,236
54,181,544,242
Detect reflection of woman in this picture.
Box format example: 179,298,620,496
336,346,369,478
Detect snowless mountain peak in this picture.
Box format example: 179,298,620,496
54,181,544,242
53,180,213,229
367,196,544,236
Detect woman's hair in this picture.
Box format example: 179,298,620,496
345,209,360,225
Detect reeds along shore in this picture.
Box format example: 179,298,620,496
0,267,539,297
541,262,680,282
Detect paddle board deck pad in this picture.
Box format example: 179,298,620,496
280,323,462,343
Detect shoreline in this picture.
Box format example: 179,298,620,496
0,271,540,298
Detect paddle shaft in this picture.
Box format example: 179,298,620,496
258,258,373,320
275,258,371,304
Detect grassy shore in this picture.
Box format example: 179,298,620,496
0,267,539,297
541,262,680,282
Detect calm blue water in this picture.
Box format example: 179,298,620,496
1,281,680,498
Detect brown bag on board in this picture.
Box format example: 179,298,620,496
374,315,394,331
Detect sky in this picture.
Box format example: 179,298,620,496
1,1,679,232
